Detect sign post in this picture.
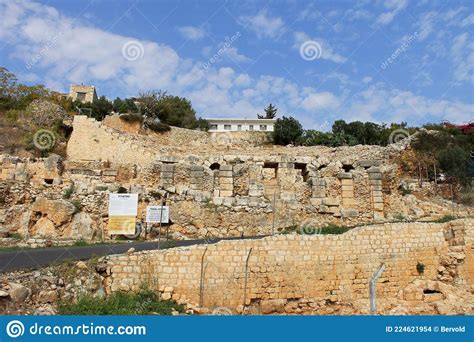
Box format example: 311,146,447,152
108,194,138,235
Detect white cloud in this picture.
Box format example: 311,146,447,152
239,10,285,39
376,0,408,25
293,32,347,63
178,26,206,41
301,92,340,111
0,0,471,129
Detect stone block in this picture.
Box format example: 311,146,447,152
219,190,233,197
373,202,384,210
357,160,381,168
161,171,174,179
219,177,233,184
342,198,356,206
191,171,204,178
161,164,175,172
219,183,233,191
219,171,233,178
322,198,340,206
342,190,354,198
341,179,353,186
310,198,322,206
190,165,203,171
341,208,359,218
369,173,382,180
219,165,233,171
337,172,352,179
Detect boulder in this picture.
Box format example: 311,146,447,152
8,283,30,303
32,198,76,226
260,299,287,314
68,212,95,240
31,218,56,238
37,290,58,304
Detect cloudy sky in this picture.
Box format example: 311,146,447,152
0,0,472,129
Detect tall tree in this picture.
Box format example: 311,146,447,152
273,116,303,145
257,103,278,119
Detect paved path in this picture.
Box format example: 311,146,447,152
0,236,266,273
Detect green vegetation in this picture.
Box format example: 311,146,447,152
137,90,203,129
416,262,425,275
144,121,171,133
57,289,184,315
257,103,278,119
433,215,457,223
119,113,143,124
7,232,23,240
70,199,82,212
279,223,353,235
273,116,304,145
63,184,75,199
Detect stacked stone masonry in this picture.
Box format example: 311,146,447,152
104,219,474,314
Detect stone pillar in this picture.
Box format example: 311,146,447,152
160,164,175,188
278,162,295,201
190,165,204,191
338,172,355,207
310,176,326,206
368,167,383,218
218,165,233,197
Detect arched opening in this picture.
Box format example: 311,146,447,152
209,162,220,170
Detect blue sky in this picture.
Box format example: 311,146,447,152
0,0,473,129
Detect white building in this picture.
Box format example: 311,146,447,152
206,118,276,132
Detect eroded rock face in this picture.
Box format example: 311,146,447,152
66,212,95,240
31,217,56,238
31,198,75,226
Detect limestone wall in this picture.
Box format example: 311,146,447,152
104,218,474,315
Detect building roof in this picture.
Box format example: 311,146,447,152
206,118,276,123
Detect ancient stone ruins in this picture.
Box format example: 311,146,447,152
0,114,473,315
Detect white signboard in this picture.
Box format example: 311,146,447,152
108,194,138,216
146,206,170,223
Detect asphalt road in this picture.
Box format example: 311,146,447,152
0,236,266,273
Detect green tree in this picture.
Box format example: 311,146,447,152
273,116,303,145
258,103,278,119
113,97,138,113
137,90,199,129
89,96,113,120
438,144,471,186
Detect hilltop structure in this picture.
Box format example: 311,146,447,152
68,84,98,103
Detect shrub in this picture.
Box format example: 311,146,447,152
7,232,22,240
117,186,128,194
433,215,457,223
272,116,303,145
119,113,143,124
70,199,82,212
63,184,75,199
5,109,22,122
145,121,171,133
416,262,425,274
57,289,184,315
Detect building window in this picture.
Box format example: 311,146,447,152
237,124,242,131
260,125,267,131
76,92,87,102
224,124,231,130
249,125,254,131
209,124,218,131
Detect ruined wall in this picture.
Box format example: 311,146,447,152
105,219,474,315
